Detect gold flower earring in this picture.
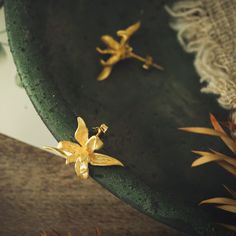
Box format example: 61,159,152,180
96,21,163,81
45,117,124,180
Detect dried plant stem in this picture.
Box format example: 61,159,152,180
181,113,236,232
129,52,164,70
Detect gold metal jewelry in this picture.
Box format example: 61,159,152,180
96,21,163,81
45,117,124,180
93,123,108,137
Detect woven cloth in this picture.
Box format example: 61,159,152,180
166,0,236,120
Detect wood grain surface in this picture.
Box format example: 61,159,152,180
0,133,187,236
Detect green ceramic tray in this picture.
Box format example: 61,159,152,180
4,0,236,235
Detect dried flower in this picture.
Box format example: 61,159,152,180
180,113,236,231
180,113,236,175
200,186,236,232
45,117,124,180
96,22,163,81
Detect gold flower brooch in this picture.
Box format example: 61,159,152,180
96,21,163,81
45,117,124,180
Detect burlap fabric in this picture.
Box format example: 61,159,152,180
166,0,236,121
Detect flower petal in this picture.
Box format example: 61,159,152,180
180,126,236,153
43,146,67,159
86,136,96,152
95,136,104,150
217,205,236,213
75,158,89,180
74,117,89,146
106,54,121,65
191,151,236,175
117,21,141,44
58,141,82,154
65,154,78,164
125,21,141,35
179,127,225,136
192,150,236,167
90,153,124,166
101,35,120,49
100,54,120,66
218,162,236,176
200,197,236,206
210,113,225,134
86,136,103,152
96,47,115,54
97,66,113,81
210,113,236,153
211,150,236,167
191,155,223,167
220,224,236,232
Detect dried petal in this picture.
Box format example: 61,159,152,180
96,47,115,54
211,150,236,167
179,127,224,136
220,135,236,154
210,113,236,153
220,224,236,232
218,162,236,176
191,155,222,167
86,135,104,152
97,67,113,81
90,153,124,166
65,154,78,164
192,150,214,156
75,158,89,179
192,150,236,168
44,146,67,159
86,136,97,152
100,54,120,66
117,21,141,44
217,205,236,213
75,117,89,146
95,136,104,150
210,113,226,133
58,141,82,154
180,127,236,153
200,197,236,206
101,35,120,50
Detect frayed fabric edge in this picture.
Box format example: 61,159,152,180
165,1,236,111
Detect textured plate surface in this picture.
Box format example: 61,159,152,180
4,0,236,235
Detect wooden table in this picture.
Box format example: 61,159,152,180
0,133,187,236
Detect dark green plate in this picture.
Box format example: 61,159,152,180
4,0,236,235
